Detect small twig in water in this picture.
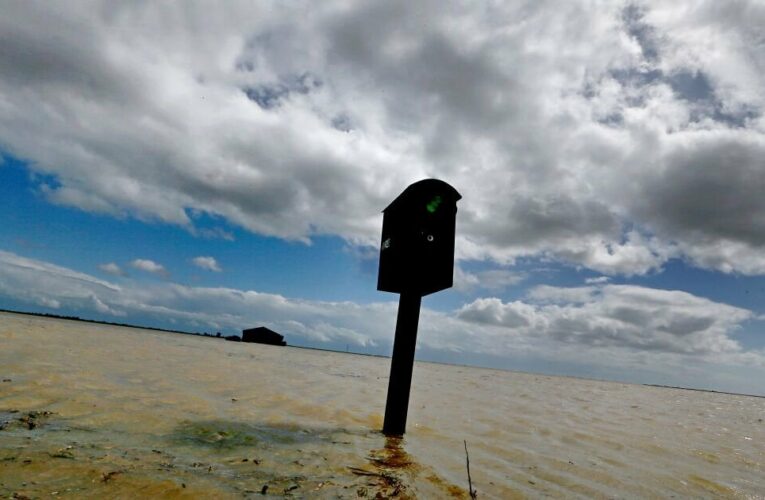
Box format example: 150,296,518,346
348,466,388,478
464,440,477,499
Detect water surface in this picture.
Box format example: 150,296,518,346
1,312,763,498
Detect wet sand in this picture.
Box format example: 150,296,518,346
1,311,763,498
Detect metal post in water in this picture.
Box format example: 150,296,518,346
383,292,422,436
377,179,461,436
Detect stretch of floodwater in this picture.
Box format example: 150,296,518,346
1,312,763,498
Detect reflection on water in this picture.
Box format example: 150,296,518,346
371,437,413,469
1,312,764,498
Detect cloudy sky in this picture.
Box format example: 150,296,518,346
1,1,764,395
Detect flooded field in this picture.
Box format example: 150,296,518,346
1,311,763,498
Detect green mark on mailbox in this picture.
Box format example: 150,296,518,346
426,195,443,213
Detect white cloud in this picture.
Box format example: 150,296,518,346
1,249,762,386
0,250,401,346
527,285,598,304
453,266,524,292
192,256,222,272
460,284,754,357
0,1,763,276
456,298,536,328
452,265,481,292
585,276,610,284
98,262,125,276
39,297,61,309
90,294,125,317
0,250,120,293
193,227,235,241
130,259,167,276
0,250,120,315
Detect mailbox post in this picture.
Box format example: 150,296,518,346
378,179,461,435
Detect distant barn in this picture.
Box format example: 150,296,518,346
241,327,286,346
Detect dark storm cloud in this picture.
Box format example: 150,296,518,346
469,195,620,247
327,11,517,133
639,136,765,244
0,10,137,102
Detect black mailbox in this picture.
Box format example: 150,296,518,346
377,179,461,296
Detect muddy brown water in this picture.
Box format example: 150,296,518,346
1,312,763,498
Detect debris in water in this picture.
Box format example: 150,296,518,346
464,440,477,499
50,449,74,459
101,471,122,483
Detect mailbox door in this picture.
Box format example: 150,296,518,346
414,200,457,296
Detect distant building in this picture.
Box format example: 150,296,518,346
242,327,286,346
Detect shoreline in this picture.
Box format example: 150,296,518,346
1,308,763,400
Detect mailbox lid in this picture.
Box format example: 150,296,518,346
382,179,462,215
